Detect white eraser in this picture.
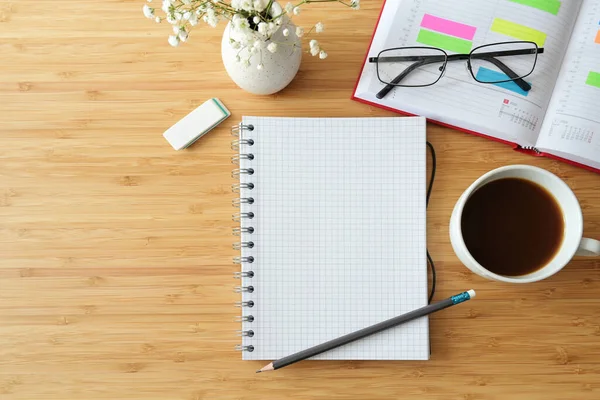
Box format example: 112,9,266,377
467,289,476,299
163,98,231,150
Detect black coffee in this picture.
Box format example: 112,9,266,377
461,177,564,276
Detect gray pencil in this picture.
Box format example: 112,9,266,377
256,289,476,373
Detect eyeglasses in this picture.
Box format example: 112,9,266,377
369,41,544,99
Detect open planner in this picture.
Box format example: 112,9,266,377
232,117,429,360
353,0,600,173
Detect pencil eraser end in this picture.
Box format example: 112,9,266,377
163,98,231,150
467,289,476,299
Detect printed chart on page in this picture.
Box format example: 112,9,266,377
537,0,600,169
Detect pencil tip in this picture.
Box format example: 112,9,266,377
256,370,262,373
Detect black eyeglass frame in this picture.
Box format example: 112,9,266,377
369,41,544,99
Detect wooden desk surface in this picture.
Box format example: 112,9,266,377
1,1,599,399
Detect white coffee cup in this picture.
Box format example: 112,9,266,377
449,165,600,283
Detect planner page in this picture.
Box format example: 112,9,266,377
354,0,582,147
536,0,600,171
237,117,428,360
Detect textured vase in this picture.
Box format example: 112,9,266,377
221,18,302,95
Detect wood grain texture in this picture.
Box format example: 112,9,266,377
1,1,599,399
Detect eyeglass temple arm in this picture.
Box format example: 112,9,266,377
376,59,432,99
474,56,531,91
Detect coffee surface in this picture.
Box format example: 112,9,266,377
461,177,564,276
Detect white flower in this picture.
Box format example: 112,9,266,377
285,2,294,15
231,40,241,49
182,0,191,4
319,50,328,59
267,42,278,53
268,22,275,31
188,13,198,26
258,22,268,35
243,59,251,67
233,14,249,30
172,25,180,34
178,30,188,42
310,40,320,56
253,0,268,12
295,26,304,37
350,0,360,10
253,16,261,24
315,22,324,33
183,11,191,20
293,6,301,15
166,14,176,24
155,16,161,23
147,0,153,2
203,14,219,27
162,0,171,13
168,35,179,47
231,0,242,8
282,28,290,37
253,40,262,49
257,63,264,70
240,0,253,11
235,55,241,62
142,4,154,19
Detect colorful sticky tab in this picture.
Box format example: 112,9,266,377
508,0,561,15
586,71,600,88
475,67,530,96
595,30,600,44
417,29,472,53
420,14,477,40
491,18,547,47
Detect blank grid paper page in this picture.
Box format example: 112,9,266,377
239,117,428,360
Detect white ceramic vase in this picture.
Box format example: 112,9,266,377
221,16,302,95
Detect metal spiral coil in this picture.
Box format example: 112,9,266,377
232,212,254,222
234,285,254,293
232,227,254,235
234,271,254,279
231,124,255,136
232,123,256,351
233,256,254,264
234,300,254,308
231,154,254,164
231,139,254,150
232,197,254,207
231,168,254,178
234,344,254,352
232,241,254,250
231,183,254,192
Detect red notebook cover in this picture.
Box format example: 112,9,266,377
350,0,599,175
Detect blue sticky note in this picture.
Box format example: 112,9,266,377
475,67,531,97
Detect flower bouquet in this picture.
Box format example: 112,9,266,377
143,0,360,94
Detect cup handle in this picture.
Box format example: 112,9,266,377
575,238,600,256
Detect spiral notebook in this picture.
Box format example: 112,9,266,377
232,116,429,360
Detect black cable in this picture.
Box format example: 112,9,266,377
426,141,437,304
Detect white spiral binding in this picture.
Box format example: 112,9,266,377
232,123,256,353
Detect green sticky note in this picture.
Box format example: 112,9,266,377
508,0,561,15
586,71,600,88
417,29,472,54
491,18,547,47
